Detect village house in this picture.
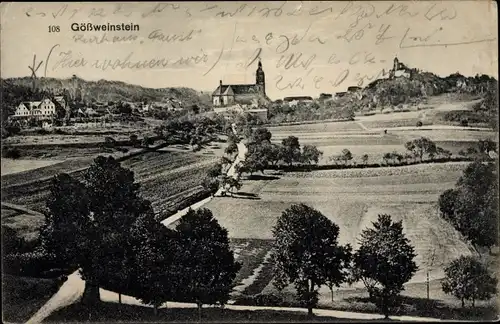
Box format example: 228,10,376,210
212,60,270,107
347,86,362,93
283,96,314,107
319,93,333,101
14,98,59,119
333,92,347,99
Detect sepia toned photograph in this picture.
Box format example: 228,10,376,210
0,1,498,323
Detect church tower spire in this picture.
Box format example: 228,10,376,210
256,59,265,95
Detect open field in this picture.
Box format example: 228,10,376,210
267,108,494,165
270,127,493,164
1,159,63,176
1,149,217,240
268,121,365,134
230,239,274,297
3,134,133,146
7,145,133,160
204,162,481,310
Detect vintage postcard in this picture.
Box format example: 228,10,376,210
1,1,498,323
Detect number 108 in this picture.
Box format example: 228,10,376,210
48,25,60,33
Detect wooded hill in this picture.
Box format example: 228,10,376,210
1,76,212,112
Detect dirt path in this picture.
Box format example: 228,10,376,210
356,121,369,131
25,271,85,324
29,271,443,322
98,284,442,322
1,201,44,217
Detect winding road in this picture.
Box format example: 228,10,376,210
26,270,443,323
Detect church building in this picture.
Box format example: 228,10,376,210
212,60,270,107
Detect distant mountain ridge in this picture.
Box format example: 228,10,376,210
1,76,212,109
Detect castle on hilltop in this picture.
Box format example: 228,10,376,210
389,57,414,79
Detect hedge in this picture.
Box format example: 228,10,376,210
266,156,487,173
3,250,76,278
234,293,306,308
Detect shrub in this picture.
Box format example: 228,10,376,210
3,122,21,137
235,293,306,308
104,136,116,147
3,250,73,278
461,119,469,127
3,147,21,159
129,134,139,147
52,128,67,135
416,121,423,127
36,129,50,135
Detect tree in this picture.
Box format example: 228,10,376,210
442,255,497,308
282,136,301,166
436,146,452,159
438,189,460,224
393,152,404,164
83,156,155,305
271,204,352,316
340,149,353,165
40,174,90,269
129,134,139,147
223,176,242,197
225,141,238,156
117,102,132,115
142,136,153,148
174,208,241,320
438,161,498,250
404,137,436,161
361,154,369,165
249,127,272,144
134,219,181,315
302,145,323,165
41,156,157,307
190,135,201,151
352,214,417,318
268,143,284,166
382,152,393,165
478,138,496,154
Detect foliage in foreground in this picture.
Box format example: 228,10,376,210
351,214,418,318
39,155,240,318
438,161,498,249
271,203,352,316
442,255,498,308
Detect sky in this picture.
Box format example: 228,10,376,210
1,1,498,100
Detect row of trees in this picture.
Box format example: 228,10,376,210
267,99,355,124
39,156,241,318
272,203,498,318
154,114,228,150
329,137,496,167
271,205,418,318
225,128,323,175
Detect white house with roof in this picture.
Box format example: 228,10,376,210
14,99,57,119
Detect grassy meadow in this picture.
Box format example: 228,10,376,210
204,162,490,317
